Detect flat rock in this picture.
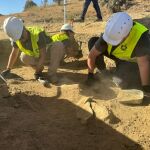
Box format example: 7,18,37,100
93,104,110,121
117,89,144,105
76,97,110,124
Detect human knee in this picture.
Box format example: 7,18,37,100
20,53,36,66
51,42,65,57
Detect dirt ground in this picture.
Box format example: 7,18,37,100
0,0,150,150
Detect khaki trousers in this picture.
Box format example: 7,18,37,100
20,41,65,76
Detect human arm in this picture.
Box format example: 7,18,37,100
35,31,48,74
85,46,101,86
85,35,107,85
1,47,20,76
137,55,150,93
35,47,46,73
7,47,20,70
137,55,150,96
137,55,150,86
87,35,107,73
87,45,101,73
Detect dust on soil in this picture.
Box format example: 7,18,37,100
0,0,150,149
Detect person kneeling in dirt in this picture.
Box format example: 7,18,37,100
51,23,83,60
86,12,150,95
1,17,82,83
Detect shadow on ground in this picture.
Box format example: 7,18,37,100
0,72,24,80
57,71,117,100
0,87,143,150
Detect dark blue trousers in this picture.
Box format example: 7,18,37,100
81,0,102,19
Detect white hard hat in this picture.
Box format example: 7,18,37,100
60,24,74,32
3,17,24,41
103,12,133,46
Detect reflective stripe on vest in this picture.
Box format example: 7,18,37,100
16,27,44,58
51,33,69,42
107,22,148,61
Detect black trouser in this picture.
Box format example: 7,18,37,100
88,37,141,89
81,0,102,20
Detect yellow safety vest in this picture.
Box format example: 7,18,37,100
107,22,148,61
16,27,45,58
51,33,69,42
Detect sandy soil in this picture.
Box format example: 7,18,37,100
0,0,150,149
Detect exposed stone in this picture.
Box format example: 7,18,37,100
117,89,144,105
76,97,111,124
94,104,110,121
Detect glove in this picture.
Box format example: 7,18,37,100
34,72,43,80
1,69,10,77
85,72,96,86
